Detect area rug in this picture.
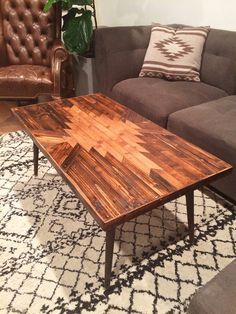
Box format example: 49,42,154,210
0,131,235,314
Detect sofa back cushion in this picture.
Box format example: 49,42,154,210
95,25,236,96
95,26,151,95
201,28,236,95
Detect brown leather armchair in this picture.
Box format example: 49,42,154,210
0,0,74,100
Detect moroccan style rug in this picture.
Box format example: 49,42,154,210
0,131,235,314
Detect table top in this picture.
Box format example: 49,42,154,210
12,93,232,230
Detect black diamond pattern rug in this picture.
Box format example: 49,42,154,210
0,131,235,314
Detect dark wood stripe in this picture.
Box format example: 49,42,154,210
61,143,81,171
49,142,73,166
107,153,160,198
144,135,214,176
90,148,154,203
150,169,176,193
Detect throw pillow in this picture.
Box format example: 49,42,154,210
139,24,210,81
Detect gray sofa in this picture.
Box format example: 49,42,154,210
94,25,236,202
188,259,236,314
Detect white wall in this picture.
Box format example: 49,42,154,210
96,0,236,31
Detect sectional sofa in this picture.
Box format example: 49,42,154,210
94,25,236,202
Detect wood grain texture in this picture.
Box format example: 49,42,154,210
12,93,232,230
0,101,22,135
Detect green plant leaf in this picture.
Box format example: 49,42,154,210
61,0,92,10
73,0,93,5
44,0,94,54
44,0,60,12
44,0,92,12
61,0,76,10
62,7,84,31
63,10,93,54
79,10,93,46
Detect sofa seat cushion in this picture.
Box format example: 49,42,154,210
0,65,52,98
188,259,236,314
168,95,236,201
112,77,227,127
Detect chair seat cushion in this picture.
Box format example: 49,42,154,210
112,77,227,127
168,95,236,201
0,65,52,98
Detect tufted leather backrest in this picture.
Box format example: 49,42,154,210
0,0,56,66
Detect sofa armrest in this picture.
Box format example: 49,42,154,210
94,26,151,95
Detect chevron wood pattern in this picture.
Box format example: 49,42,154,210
12,93,232,231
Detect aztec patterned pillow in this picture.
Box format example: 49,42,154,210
139,24,210,81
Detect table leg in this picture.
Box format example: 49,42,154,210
186,191,194,244
33,143,39,176
105,229,115,289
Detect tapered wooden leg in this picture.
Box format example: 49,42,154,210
105,229,115,289
33,143,39,176
186,191,194,244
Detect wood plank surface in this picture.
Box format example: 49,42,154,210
12,93,232,229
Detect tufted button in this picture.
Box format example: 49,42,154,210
33,16,38,23
2,0,56,67
25,2,30,9
39,3,44,11
47,42,52,49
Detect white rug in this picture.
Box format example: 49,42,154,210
0,131,235,314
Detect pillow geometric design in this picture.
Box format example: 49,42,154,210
139,24,210,82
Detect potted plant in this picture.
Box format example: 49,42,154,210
44,0,97,55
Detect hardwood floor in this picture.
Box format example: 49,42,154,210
0,101,22,135
0,95,54,135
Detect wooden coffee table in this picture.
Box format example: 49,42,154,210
12,93,232,288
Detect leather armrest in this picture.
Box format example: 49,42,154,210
51,39,69,98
